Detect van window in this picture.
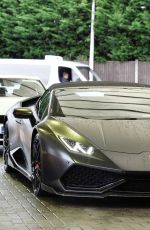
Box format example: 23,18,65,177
58,67,72,82
77,67,90,80
72,69,82,82
77,66,100,81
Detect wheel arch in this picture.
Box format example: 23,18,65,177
31,127,48,162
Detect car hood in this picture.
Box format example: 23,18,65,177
56,117,150,171
0,97,27,115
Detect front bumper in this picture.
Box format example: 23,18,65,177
42,164,150,198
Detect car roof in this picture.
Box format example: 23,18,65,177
48,81,150,91
0,74,40,80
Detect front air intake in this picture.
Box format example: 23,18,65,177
61,165,122,190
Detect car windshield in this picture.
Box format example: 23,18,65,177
0,78,45,97
51,86,150,119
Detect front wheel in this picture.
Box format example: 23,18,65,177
3,122,12,173
31,134,43,196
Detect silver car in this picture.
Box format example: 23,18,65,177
0,75,45,145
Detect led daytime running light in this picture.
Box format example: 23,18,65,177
59,136,94,155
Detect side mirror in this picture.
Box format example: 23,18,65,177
13,108,36,126
13,108,33,119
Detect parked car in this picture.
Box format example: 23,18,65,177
0,75,45,145
3,81,150,198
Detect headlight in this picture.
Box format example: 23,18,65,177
59,136,94,155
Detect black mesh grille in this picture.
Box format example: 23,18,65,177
114,180,150,193
114,173,150,193
61,165,122,190
114,172,150,193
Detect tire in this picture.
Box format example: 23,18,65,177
3,122,12,173
31,134,43,196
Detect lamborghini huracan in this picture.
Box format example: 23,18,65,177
4,81,150,197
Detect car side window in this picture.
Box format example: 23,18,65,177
37,91,50,120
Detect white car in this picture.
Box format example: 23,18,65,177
0,75,45,145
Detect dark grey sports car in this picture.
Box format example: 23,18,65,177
4,81,150,197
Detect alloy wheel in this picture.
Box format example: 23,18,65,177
32,134,43,196
3,123,11,172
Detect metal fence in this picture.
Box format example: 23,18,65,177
91,60,150,84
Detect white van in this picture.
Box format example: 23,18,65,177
0,55,100,88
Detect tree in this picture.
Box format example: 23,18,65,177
95,0,150,61
0,0,149,61
0,0,91,60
